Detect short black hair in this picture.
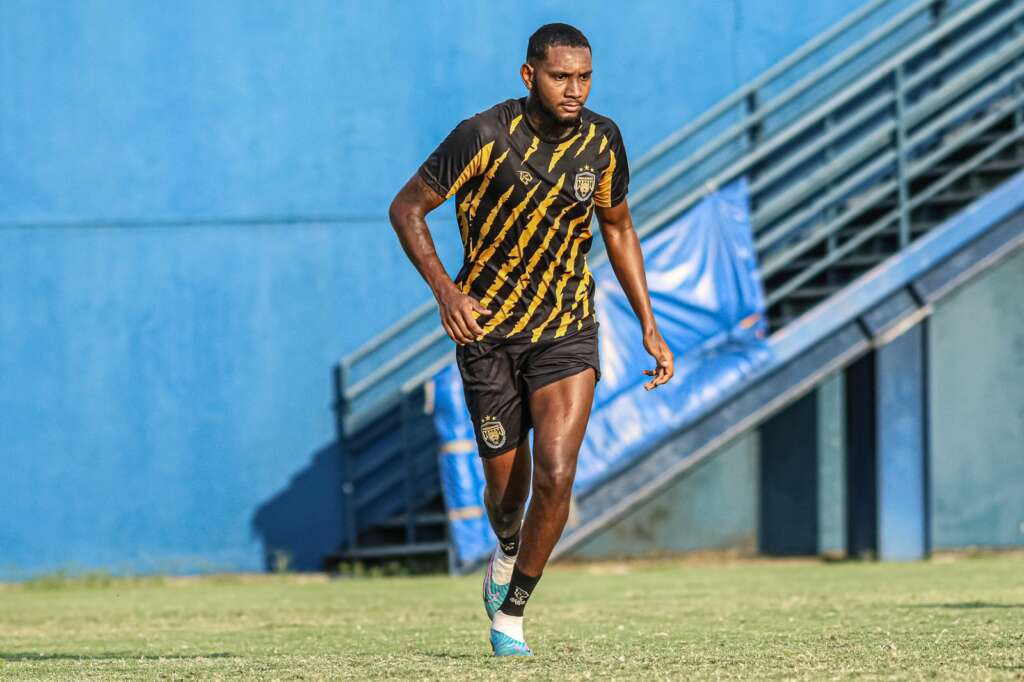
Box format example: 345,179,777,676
526,23,590,64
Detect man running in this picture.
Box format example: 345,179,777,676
388,23,674,656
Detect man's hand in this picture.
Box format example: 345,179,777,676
641,327,674,390
437,282,492,345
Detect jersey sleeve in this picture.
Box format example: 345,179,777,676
417,118,494,200
593,123,630,208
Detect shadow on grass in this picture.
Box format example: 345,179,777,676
905,601,1024,609
1,652,235,662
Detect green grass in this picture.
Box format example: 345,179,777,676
2,553,1023,680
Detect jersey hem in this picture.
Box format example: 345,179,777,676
479,315,598,346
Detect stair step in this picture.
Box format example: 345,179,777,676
376,512,448,529
338,541,449,561
779,286,844,301
836,220,937,240
918,158,1024,177
782,254,887,271
870,189,985,212
769,315,800,331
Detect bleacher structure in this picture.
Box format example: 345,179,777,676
328,0,1024,571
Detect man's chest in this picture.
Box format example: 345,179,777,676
490,127,607,207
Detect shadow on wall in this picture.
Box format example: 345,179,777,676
251,441,345,572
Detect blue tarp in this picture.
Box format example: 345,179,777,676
430,176,771,569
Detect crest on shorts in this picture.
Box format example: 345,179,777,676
573,166,596,201
517,170,533,185
480,415,507,449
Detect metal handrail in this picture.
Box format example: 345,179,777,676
630,0,895,171
343,298,436,368
630,0,1015,250
759,55,1024,272
629,0,939,205
754,4,1024,234
340,0,1006,433
747,0,1020,201
767,125,1024,305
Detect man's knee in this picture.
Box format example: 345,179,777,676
533,460,576,500
484,485,525,537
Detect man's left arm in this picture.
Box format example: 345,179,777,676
596,199,675,390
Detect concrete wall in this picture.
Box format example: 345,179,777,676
570,433,760,560
928,247,1024,550
571,248,1024,560
0,0,874,578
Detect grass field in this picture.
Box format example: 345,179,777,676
2,553,1023,680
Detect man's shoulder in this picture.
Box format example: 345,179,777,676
581,107,624,141
453,98,522,139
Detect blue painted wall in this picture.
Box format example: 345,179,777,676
0,0,873,578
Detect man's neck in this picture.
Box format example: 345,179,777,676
525,95,577,142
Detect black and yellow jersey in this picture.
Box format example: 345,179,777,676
418,97,629,344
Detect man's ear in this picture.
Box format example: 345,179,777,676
520,62,534,91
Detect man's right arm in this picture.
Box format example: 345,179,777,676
388,174,492,345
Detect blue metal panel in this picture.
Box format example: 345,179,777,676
927,247,1024,549
875,323,928,561
816,373,847,556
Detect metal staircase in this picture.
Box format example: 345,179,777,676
330,0,1024,570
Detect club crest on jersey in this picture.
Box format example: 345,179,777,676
480,416,507,449
517,170,533,185
574,166,596,201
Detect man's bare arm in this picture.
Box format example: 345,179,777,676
595,199,675,390
388,174,491,345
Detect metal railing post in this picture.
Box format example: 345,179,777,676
1015,0,1024,135
401,392,417,544
894,63,912,248
823,111,839,282
746,88,763,153
335,364,358,551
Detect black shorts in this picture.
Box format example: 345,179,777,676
455,321,601,458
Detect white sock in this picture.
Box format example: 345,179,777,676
491,546,517,585
492,610,525,642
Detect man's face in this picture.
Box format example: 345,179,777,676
523,45,592,125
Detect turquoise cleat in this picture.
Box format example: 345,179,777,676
482,550,509,621
490,628,533,657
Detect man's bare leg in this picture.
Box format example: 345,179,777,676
479,436,533,621
491,368,596,646
481,437,532,539
518,367,595,573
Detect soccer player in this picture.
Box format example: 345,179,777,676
389,23,674,656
